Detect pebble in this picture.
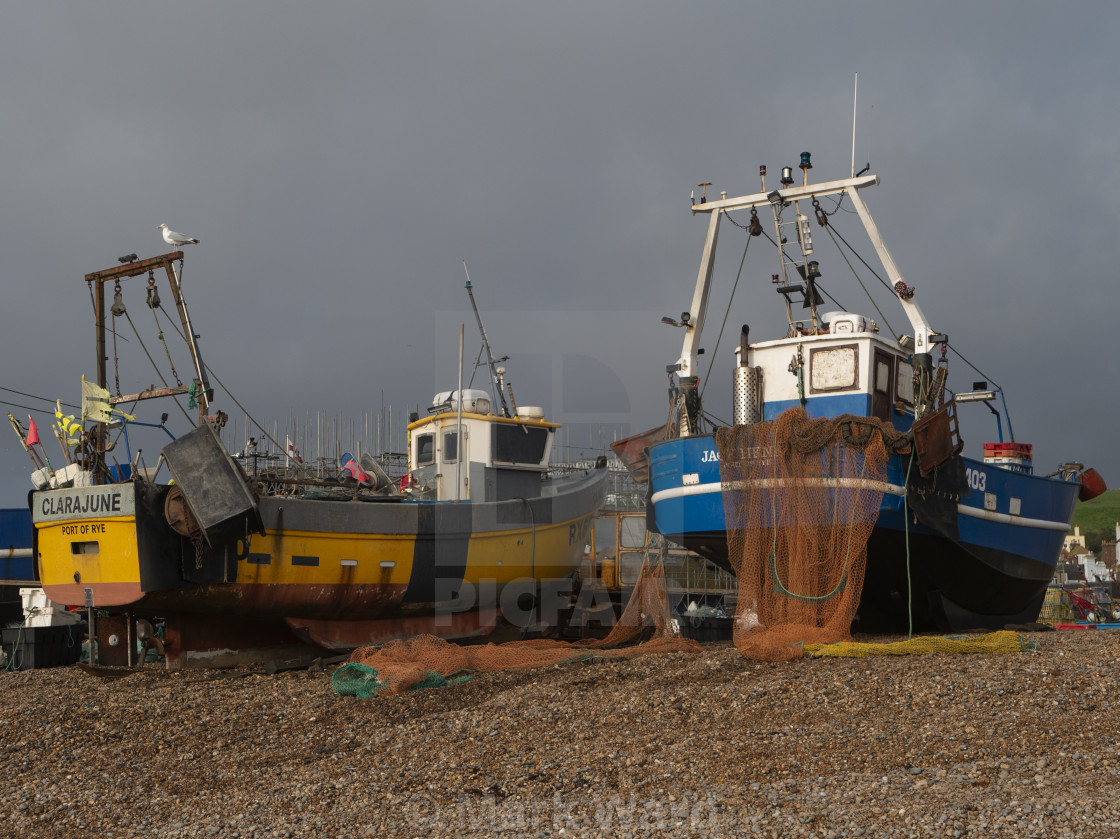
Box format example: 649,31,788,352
2,629,1120,836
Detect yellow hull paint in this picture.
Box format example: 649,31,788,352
37,506,595,613
37,515,142,606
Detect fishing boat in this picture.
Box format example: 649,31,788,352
623,156,1102,632
29,254,605,667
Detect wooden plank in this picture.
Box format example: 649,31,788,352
109,386,189,406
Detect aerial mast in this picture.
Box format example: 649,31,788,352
462,262,511,417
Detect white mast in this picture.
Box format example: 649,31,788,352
851,73,858,178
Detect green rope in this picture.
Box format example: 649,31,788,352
903,448,916,639
767,525,850,603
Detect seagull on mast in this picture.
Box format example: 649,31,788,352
158,223,200,251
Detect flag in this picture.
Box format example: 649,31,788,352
82,376,113,423
56,400,82,446
26,416,39,446
286,436,302,465
340,454,370,484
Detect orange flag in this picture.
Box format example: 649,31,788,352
26,416,39,446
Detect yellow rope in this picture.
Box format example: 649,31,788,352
804,630,1037,658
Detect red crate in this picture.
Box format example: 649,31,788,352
984,442,1032,458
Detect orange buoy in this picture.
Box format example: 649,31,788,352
1078,468,1108,501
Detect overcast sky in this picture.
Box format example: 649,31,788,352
1,2,1117,506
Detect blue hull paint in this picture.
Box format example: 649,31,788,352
647,434,1080,631
0,507,35,583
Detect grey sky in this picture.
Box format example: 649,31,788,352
1,3,1117,505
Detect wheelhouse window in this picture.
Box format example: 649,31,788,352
620,516,646,550
416,433,435,466
874,356,892,395
442,431,458,463
595,515,618,556
896,358,914,405
809,344,859,393
492,424,549,465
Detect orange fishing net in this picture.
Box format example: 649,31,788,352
338,560,702,695
715,408,901,661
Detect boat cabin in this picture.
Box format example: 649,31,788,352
740,311,916,433
406,389,559,502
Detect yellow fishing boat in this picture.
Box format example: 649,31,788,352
31,254,605,667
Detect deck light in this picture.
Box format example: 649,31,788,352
956,389,997,403
767,190,782,205
807,261,820,278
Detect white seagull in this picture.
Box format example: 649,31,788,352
158,223,200,251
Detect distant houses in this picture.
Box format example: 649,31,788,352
1058,523,1118,584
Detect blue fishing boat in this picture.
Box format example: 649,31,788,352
628,157,1101,632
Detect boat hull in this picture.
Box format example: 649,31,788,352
647,434,1080,632
0,506,35,625
33,470,605,639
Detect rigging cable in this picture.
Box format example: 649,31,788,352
902,449,916,639
123,310,193,425
0,387,80,413
700,234,751,402
111,282,123,397
736,218,847,312
0,397,60,416
154,305,309,472
818,223,897,297
150,288,184,388
821,224,897,339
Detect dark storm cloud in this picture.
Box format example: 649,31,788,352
2,2,1118,503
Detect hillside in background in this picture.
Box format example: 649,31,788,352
1070,489,1120,551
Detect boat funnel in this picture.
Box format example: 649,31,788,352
732,346,761,426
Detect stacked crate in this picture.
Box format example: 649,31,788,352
983,442,1033,474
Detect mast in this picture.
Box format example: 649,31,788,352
86,252,197,478
462,262,511,417
166,260,211,421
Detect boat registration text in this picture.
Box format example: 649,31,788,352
34,486,136,523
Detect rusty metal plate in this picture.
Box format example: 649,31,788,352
912,402,963,478
94,613,135,667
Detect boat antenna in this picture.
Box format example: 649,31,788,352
851,72,858,178
462,261,511,417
